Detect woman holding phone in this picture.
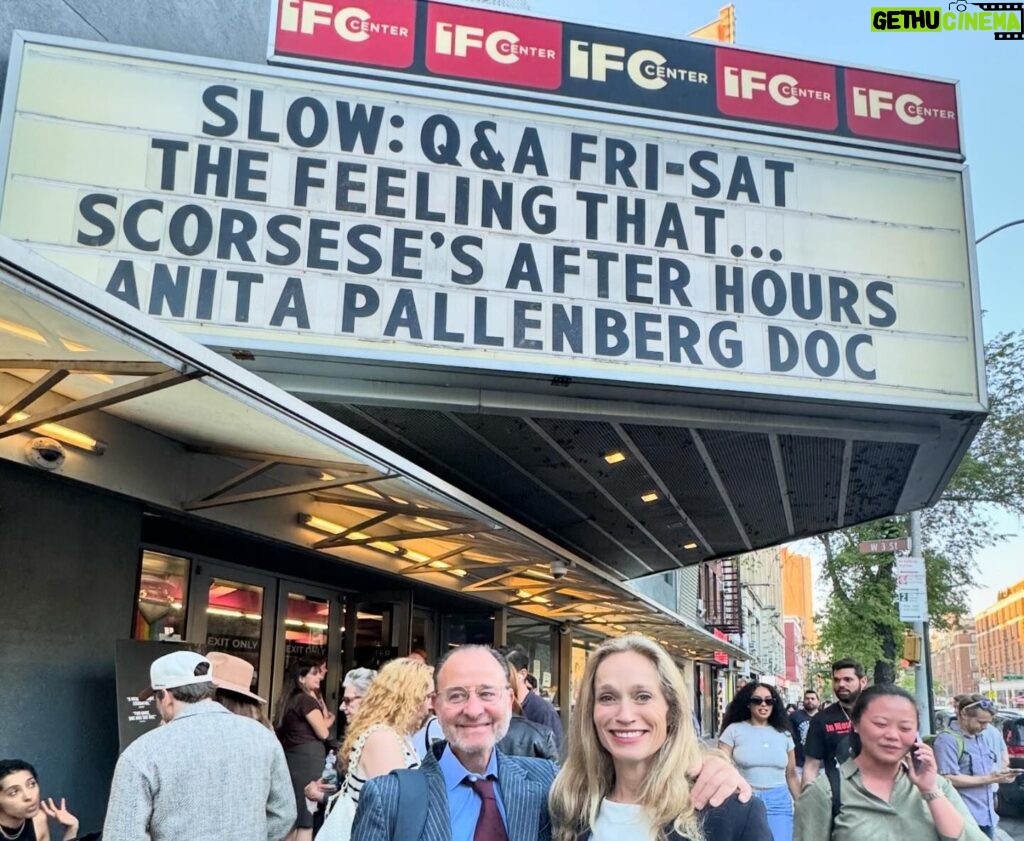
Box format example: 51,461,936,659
793,684,988,841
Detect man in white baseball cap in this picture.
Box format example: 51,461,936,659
103,649,296,841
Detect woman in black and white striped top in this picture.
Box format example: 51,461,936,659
316,658,433,839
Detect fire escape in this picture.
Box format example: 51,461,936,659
700,556,744,636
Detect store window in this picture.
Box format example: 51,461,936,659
133,550,188,641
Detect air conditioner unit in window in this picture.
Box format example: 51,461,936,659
696,598,706,618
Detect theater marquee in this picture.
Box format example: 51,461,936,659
0,36,982,410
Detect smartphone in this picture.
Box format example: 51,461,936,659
909,734,924,773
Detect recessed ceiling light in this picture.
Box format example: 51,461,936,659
683,542,698,550
603,451,626,464
641,491,659,503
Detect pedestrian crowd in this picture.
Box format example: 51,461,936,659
1,646,1014,841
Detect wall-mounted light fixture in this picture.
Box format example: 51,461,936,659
298,513,345,535
10,411,107,454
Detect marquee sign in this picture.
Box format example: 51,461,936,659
0,37,982,410
268,0,963,156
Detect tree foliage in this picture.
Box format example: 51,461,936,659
814,331,1024,683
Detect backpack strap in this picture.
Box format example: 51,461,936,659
945,728,966,761
829,771,841,818
827,767,842,839
391,768,429,840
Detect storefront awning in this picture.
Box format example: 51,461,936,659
0,237,742,661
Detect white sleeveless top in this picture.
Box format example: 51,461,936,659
336,723,419,808
591,799,658,841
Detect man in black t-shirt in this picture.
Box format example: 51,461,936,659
801,658,867,788
789,689,819,777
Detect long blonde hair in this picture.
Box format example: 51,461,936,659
340,658,433,761
548,635,705,841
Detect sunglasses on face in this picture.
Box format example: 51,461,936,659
749,696,775,706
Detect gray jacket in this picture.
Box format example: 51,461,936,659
103,699,296,841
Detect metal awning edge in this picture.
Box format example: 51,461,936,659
0,236,742,660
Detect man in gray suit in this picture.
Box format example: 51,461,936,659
103,650,296,841
351,646,750,841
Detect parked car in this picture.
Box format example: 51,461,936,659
994,711,1024,817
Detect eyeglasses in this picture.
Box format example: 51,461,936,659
340,695,362,707
749,696,776,706
438,685,508,706
961,699,997,712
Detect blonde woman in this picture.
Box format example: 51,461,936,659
549,635,771,841
316,658,433,841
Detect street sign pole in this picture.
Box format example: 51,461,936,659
909,510,933,735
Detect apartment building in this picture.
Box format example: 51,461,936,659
929,617,978,704
975,579,1024,706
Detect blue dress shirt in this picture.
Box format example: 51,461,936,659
438,744,509,841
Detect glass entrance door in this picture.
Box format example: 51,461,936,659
187,564,276,702
274,585,343,718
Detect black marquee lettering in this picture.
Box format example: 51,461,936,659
709,321,743,368
168,205,213,257
201,85,238,137
506,244,542,292
225,271,262,323
726,156,760,203
149,263,189,317
846,334,876,380
106,260,141,309
384,289,423,339
270,277,310,329
450,236,483,285
341,284,380,333
433,293,465,343
768,326,799,372
77,193,117,247
805,330,840,377
123,199,163,253
473,298,504,347
286,96,328,148
595,309,629,357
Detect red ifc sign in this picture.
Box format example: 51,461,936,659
716,49,838,130
274,0,416,68
426,4,562,89
845,69,959,151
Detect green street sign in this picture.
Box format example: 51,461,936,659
1002,674,1024,680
